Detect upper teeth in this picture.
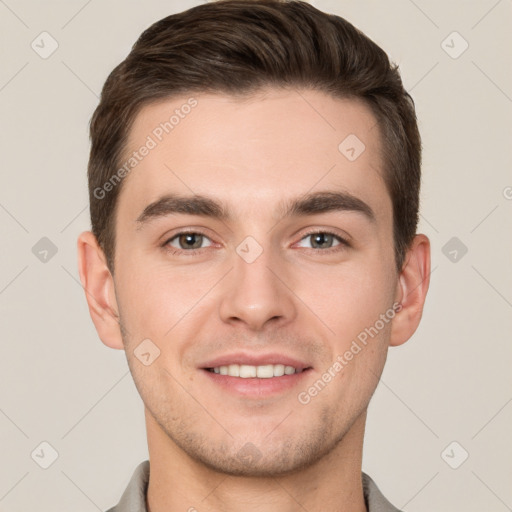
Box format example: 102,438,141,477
210,364,300,378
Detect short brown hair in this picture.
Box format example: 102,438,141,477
88,0,421,273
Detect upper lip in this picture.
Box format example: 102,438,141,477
200,352,312,371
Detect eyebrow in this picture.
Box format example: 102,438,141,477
135,190,376,227
281,190,375,223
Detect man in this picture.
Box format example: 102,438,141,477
77,1,430,510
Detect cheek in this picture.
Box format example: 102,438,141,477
309,263,393,410
115,256,220,339
296,257,396,352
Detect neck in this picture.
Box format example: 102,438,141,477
145,409,368,512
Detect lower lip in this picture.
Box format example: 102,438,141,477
201,369,312,398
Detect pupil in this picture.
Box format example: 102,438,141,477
313,233,332,248
180,233,201,249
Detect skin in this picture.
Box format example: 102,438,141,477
78,88,430,512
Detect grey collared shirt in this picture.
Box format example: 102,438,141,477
106,460,402,512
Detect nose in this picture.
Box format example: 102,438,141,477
218,244,297,332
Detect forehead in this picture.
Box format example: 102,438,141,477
119,88,390,223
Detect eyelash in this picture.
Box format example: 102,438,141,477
296,230,350,254
162,229,214,256
162,229,350,256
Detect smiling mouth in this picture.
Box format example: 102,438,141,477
206,364,312,378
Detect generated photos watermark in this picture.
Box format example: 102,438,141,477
93,97,198,200
297,301,402,405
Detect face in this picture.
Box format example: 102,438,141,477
111,88,400,476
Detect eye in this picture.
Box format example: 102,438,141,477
166,232,213,251
296,231,348,250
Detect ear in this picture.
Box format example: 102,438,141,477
389,234,431,347
77,231,124,350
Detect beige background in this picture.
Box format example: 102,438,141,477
1,0,511,510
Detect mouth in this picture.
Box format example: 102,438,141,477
200,356,313,398
205,364,310,378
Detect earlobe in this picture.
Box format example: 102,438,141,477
389,234,431,347
77,231,124,350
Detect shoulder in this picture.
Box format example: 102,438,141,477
105,460,150,512
362,472,403,512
